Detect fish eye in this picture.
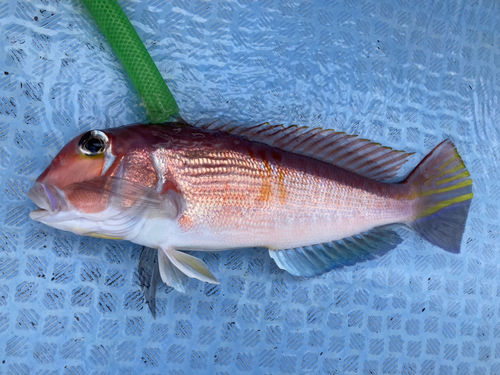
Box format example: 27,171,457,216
78,130,109,156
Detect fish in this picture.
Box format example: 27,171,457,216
28,122,473,292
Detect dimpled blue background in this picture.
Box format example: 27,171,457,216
0,0,500,374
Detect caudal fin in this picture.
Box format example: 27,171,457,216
406,140,473,253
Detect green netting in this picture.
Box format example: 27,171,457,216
82,0,179,123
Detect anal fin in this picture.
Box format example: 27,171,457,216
269,227,402,277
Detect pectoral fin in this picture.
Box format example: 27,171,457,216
162,248,220,286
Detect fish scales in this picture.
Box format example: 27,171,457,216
150,126,414,250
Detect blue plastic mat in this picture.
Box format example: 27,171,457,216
1,0,499,374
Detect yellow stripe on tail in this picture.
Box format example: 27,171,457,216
405,140,473,253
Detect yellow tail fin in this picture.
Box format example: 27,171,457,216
406,140,473,253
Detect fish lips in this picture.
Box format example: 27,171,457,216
28,182,68,220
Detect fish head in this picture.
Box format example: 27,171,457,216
28,127,183,239
29,129,112,213
28,129,133,237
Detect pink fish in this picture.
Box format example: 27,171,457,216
28,122,473,292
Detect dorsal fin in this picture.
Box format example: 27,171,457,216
199,122,413,182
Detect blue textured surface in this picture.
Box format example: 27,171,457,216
1,0,500,374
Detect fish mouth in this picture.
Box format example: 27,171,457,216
28,183,68,220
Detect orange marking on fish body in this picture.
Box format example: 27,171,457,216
277,165,288,204
257,151,273,203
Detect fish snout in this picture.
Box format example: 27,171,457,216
28,182,68,215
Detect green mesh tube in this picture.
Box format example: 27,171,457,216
82,0,179,123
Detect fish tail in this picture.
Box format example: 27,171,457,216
406,140,473,253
